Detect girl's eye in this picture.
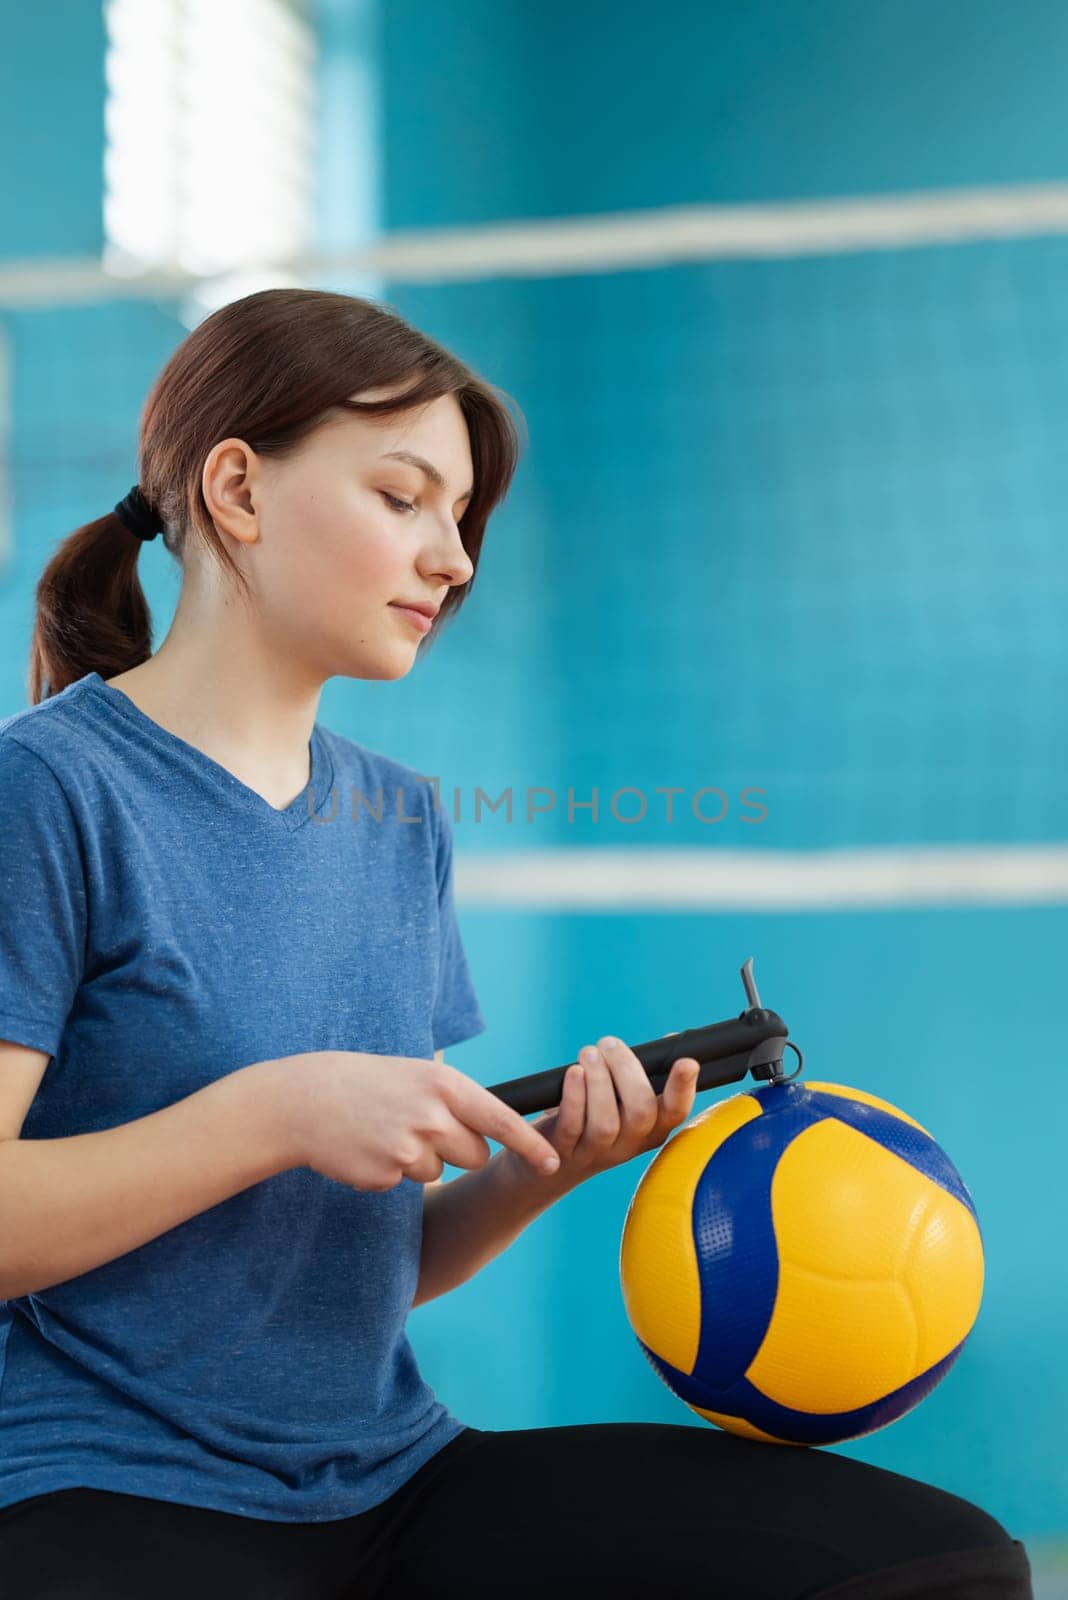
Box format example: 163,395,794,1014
381,492,417,514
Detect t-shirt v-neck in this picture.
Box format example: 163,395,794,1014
81,670,336,832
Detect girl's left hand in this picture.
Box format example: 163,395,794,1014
511,1035,701,1186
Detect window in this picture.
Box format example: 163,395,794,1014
103,0,317,286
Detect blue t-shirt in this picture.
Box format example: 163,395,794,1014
0,670,487,1522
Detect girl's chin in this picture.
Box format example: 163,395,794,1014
364,644,420,680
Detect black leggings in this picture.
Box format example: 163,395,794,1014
0,1423,1033,1599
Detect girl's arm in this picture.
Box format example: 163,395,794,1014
415,1124,576,1309
415,1049,575,1312
416,1047,571,1309
415,1039,699,1308
0,1055,295,1300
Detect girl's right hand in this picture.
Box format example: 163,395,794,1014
262,1049,561,1190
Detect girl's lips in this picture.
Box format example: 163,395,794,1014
390,604,434,635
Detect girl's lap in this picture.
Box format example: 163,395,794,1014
0,1424,1032,1600
385,1422,1031,1598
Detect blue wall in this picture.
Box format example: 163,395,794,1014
0,0,1062,1549
356,0,1068,1541
379,0,1068,223
0,3,104,257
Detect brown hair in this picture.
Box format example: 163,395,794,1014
28,288,524,703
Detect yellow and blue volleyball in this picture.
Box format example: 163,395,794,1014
618,1079,984,1446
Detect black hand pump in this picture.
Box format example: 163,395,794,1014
486,957,804,1117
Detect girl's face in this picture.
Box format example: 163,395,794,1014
208,387,477,683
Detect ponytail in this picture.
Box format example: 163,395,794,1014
28,509,155,703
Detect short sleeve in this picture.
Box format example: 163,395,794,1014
0,737,88,1059
431,803,487,1053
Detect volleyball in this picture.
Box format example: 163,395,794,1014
619,1079,984,1446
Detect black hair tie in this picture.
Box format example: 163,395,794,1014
113,485,160,542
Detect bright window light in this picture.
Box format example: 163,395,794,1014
103,0,317,280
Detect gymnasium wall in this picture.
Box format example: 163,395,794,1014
0,0,1062,1553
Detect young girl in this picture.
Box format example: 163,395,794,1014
0,289,1032,1597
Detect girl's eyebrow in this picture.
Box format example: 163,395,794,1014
379,449,474,503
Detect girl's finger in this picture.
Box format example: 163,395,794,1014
578,1045,620,1147
599,1035,658,1135
660,1057,700,1122
553,1062,587,1156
